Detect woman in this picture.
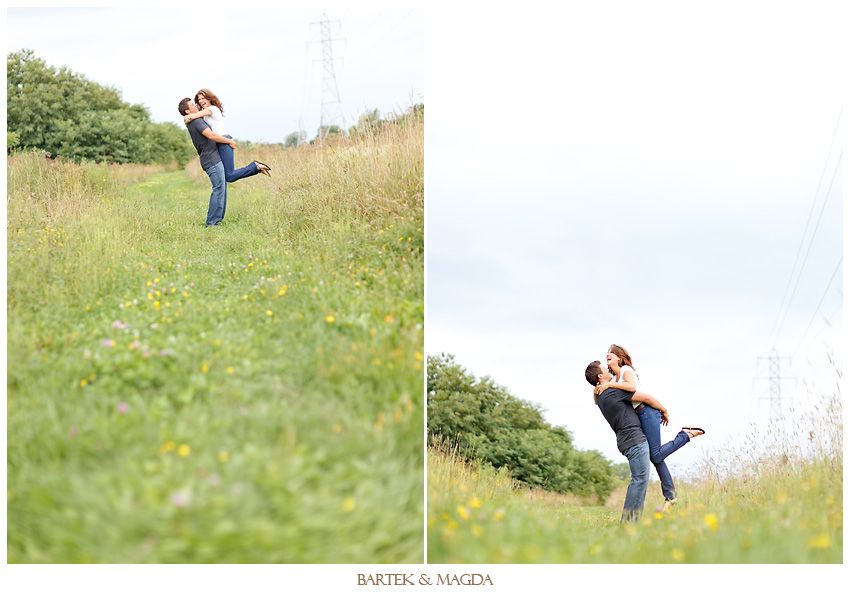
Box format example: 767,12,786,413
183,88,271,181
595,343,704,509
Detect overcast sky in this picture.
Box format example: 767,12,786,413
426,2,844,474
6,6,423,143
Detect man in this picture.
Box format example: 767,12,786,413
178,97,236,227
584,360,668,523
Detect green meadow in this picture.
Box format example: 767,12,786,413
7,117,424,563
427,389,842,563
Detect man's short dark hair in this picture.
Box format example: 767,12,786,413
178,97,192,116
585,360,604,387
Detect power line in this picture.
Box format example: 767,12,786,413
791,257,843,361
770,149,843,347
357,7,417,57
763,108,843,351
795,298,843,364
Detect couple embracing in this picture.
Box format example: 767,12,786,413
585,344,704,523
178,88,272,227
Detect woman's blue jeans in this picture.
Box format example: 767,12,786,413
637,405,690,501
218,135,260,183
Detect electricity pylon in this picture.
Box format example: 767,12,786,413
309,12,346,142
754,348,796,435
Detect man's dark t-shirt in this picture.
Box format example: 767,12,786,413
596,388,646,454
186,119,221,171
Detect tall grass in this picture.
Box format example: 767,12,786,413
185,114,424,221
428,364,842,563
7,115,424,563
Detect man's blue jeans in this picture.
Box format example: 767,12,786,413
204,161,226,226
218,135,259,183
637,406,690,501
621,440,650,523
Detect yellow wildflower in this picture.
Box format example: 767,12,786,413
342,497,356,512
807,534,831,549
178,444,190,457
704,514,718,531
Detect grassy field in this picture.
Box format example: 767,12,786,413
7,117,424,563
427,390,842,563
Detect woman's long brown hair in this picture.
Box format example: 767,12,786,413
608,343,636,374
194,88,224,116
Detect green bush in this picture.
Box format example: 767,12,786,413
428,354,614,499
7,49,193,165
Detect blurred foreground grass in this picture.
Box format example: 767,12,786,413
7,116,424,563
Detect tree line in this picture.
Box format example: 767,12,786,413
7,49,194,165
428,354,614,500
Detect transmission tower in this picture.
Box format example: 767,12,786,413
310,12,346,142
754,348,796,433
